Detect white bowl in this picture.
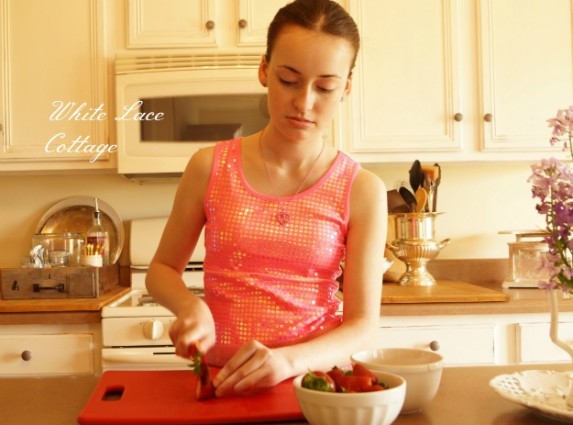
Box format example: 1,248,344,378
293,370,406,425
351,348,444,413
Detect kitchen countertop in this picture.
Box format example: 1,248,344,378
2,363,571,425
379,281,573,316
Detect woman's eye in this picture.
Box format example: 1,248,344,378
279,78,296,86
317,86,336,94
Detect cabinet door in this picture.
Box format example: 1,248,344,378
236,0,290,46
377,324,496,365
342,0,462,154
517,322,573,363
127,0,216,48
0,334,94,375
0,0,110,171
479,0,573,152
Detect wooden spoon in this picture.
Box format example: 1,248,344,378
415,187,428,213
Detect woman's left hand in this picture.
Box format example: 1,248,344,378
213,340,292,396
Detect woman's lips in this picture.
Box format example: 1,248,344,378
286,116,314,129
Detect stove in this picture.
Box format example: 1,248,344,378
101,217,205,371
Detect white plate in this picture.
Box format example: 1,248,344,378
490,370,573,423
35,196,124,264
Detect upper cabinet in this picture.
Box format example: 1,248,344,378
126,0,291,50
0,0,113,172
339,0,573,163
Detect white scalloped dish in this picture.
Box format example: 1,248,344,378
490,370,573,423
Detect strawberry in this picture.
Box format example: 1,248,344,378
327,366,350,392
301,370,336,392
188,343,216,400
352,363,378,386
337,375,374,392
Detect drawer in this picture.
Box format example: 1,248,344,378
0,334,94,375
376,324,496,365
517,322,573,363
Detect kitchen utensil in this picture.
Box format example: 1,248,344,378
35,196,124,264
399,187,417,212
414,188,428,212
409,160,423,192
352,348,444,414
387,189,410,213
432,162,441,212
78,370,304,424
293,370,405,425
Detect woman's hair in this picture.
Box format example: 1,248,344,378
266,0,360,74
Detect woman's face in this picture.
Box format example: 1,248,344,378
259,25,355,143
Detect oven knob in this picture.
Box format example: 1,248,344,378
142,319,165,340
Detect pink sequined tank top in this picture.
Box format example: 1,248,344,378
203,138,360,366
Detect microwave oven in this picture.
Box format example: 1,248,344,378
115,54,268,178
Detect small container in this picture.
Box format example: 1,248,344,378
500,230,550,288
86,198,110,265
49,250,69,267
80,255,103,267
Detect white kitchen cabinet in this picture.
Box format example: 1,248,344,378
339,0,573,163
126,0,291,50
517,322,573,364
0,324,101,376
376,324,496,365
0,0,112,172
379,312,573,366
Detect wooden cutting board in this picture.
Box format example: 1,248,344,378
78,370,304,425
382,280,509,304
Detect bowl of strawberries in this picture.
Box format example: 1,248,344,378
292,363,406,425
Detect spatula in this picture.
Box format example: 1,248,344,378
415,187,428,213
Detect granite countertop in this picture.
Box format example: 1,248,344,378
2,364,570,425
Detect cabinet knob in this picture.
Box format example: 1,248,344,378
205,20,215,30
21,350,32,361
453,113,463,122
238,19,248,29
484,113,493,122
429,340,440,351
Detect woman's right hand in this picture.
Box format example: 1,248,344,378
168,295,216,359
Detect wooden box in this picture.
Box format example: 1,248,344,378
0,265,119,300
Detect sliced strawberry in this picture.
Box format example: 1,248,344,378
352,363,378,385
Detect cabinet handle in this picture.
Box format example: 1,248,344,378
238,19,248,29
21,350,32,361
453,113,463,122
484,113,493,122
205,20,215,30
429,340,440,351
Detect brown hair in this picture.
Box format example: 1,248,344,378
266,0,360,74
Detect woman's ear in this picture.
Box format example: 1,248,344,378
341,76,353,101
258,55,269,88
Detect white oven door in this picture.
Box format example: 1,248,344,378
102,347,189,371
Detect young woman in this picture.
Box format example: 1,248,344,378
146,0,387,397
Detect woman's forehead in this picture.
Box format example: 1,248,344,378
270,26,354,76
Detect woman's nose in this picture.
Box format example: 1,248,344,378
293,86,314,113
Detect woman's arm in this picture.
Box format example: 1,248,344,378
214,168,387,395
145,147,216,358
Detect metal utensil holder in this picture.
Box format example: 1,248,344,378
386,213,449,286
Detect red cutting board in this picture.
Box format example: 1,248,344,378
78,370,304,425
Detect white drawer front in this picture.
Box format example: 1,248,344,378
518,322,573,363
376,324,496,365
0,334,94,375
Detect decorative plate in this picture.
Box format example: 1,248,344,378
35,196,124,264
490,370,573,423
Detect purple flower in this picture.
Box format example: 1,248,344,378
531,107,573,292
